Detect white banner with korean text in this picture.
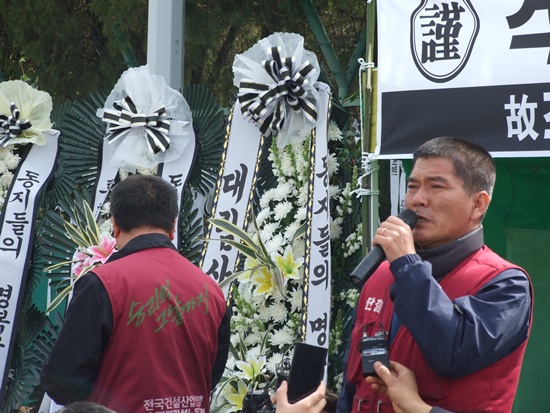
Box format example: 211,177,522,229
0,130,59,397
303,83,332,351
199,103,263,296
376,0,550,158
92,120,196,250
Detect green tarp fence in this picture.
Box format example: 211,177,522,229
485,158,550,412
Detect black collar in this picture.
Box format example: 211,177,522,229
106,233,177,263
416,226,484,280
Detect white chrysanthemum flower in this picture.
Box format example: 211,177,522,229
256,208,271,226
274,201,293,221
330,216,343,240
5,155,20,171
0,161,8,176
270,326,298,348
265,233,284,255
243,331,263,347
269,300,289,323
238,281,265,309
136,166,157,175
327,152,340,176
294,206,307,222
100,202,111,216
259,188,276,208
283,221,302,243
265,352,285,375
259,222,279,243
250,290,270,308
273,181,294,201
329,184,340,199
0,171,14,187
225,356,237,371
297,186,308,206
98,220,114,238
289,288,303,313
257,305,273,322
328,121,344,141
1,149,20,170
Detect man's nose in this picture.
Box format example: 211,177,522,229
410,187,428,207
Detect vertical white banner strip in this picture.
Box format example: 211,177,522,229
158,121,197,249
200,103,263,295
304,84,332,351
390,160,401,216
0,131,59,398
91,138,120,217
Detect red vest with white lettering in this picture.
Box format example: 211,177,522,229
89,246,227,413
347,246,531,413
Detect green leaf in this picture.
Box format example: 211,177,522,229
218,268,253,289
258,324,274,354
208,218,260,252
272,266,286,298
63,220,91,249
182,84,225,195
46,283,74,313
290,221,308,245
201,237,260,261
82,198,101,241
43,259,79,272
250,213,276,267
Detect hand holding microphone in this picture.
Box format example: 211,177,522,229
350,209,418,287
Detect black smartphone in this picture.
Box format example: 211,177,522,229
286,342,328,403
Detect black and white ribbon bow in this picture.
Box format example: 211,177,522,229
102,95,171,154
238,46,318,136
0,103,33,147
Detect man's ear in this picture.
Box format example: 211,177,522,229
472,191,491,221
111,217,121,238
169,219,176,241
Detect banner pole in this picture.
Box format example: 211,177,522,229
360,0,379,254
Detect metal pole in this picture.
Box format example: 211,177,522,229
147,0,185,91
361,0,379,252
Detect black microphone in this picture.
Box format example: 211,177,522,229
350,209,418,287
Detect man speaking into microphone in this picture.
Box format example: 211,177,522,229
337,137,533,413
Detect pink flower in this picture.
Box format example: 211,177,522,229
72,250,88,277
73,262,84,278
86,237,117,265
71,237,117,278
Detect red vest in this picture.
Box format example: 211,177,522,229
348,246,531,413
89,246,227,413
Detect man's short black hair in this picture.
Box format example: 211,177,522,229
412,136,496,197
109,174,178,233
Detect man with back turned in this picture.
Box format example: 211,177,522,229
337,137,533,412
41,174,230,413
